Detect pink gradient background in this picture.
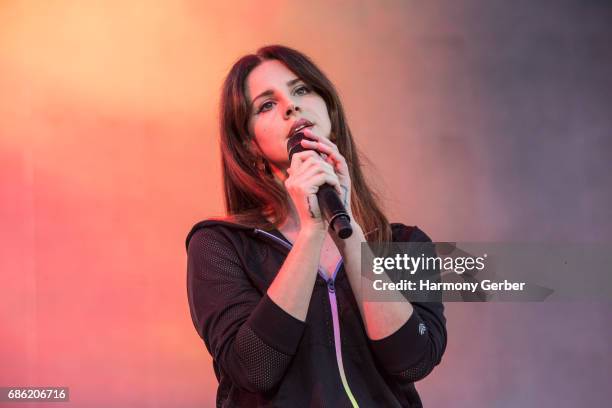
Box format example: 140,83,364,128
1,1,611,407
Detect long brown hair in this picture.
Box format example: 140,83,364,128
218,45,391,243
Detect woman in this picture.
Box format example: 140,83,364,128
186,45,447,407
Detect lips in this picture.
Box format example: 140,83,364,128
288,118,314,138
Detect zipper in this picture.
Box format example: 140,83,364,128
327,260,359,408
254,229,360,407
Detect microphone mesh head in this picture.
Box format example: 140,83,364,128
287,132,307,161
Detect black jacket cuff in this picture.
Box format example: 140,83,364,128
369,308,429,373
247,293,307,355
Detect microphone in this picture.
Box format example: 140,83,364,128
287,132,353,239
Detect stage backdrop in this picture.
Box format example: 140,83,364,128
1,1,611,407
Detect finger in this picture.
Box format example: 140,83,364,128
296,142,333,170
294,154,330,173
300,133,341,159
295,158,335,182
310,173,342,194
302,129,340,152
294,162,337,184
301,139,347,171
290,149,320,172
302,155,344,193
292,149,321,165
295,166,342,196
291,157,338,180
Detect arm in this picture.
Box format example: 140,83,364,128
187,227,320,393
267,226,326,321
337,223,447,383
338,223,415,339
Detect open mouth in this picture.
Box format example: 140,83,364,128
288,119,315,138
293,123,313,134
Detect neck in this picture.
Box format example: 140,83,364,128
267,163,300,233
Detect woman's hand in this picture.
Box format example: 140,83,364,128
300,128,352,217
284,129,353,234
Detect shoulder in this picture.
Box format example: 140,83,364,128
185,217,249,253
185,223,230,256
390,223,433,242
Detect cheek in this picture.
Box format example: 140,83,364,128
254,116,283,141
251,119,266,141
252,123,279,155
256,125,273,145
315,100,331,124
316,103,332,134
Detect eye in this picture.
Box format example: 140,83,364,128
256,101,275,114
294,85,310,96
254,85,310,115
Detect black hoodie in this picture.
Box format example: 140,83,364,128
186,219,447,407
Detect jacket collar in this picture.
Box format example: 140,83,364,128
185,216,288,252
186,217,409,251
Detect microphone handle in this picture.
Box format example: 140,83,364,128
316,184,353,239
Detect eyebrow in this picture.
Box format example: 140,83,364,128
251,78,303,107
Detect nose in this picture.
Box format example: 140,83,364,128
284,103,300,118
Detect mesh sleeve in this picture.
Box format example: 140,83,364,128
235,324,293,391
395,350,435,383
187,227,306,393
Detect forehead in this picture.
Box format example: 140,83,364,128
246,60,298,100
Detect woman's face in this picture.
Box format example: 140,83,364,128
245,59,332,169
